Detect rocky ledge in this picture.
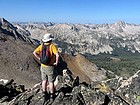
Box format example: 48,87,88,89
0,69,140,105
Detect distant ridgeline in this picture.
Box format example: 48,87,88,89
15,20,140,56
1,17,140,56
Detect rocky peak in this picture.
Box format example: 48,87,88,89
111,21,126,32
0,17,39,45
0,18,5,25
114,21,126,27
0,18,16,31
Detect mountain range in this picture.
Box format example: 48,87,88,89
14,21,140,56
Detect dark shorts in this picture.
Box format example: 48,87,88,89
40,66,55,82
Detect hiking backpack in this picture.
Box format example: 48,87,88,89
40,43,51,65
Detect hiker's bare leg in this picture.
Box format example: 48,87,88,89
42,80,48,92
49,82,54,93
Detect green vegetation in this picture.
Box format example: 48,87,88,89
88,53,140,78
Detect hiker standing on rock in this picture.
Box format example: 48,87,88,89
33,33,59,101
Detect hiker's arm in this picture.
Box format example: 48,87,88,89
53,53,59,65
33,51,40,61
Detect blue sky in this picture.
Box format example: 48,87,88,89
1,0,140,24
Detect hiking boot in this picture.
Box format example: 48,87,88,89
43,91,49,101
49,93,54,103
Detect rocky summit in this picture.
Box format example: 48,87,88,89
0,69,140,105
